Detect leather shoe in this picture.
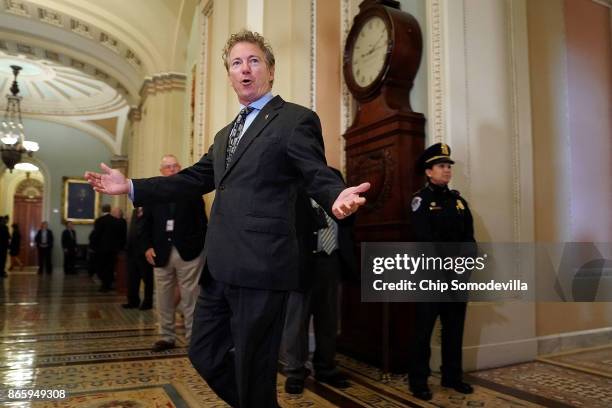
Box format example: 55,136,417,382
411,386,433,401
122,303,138,309
151,340,175,352
315,372,349,389
139,303,153,310
441,380,474,394
284,377,304,394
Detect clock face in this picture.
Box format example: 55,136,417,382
351,16,390,88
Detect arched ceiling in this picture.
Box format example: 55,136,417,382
0,0,197,154
0,54,126,115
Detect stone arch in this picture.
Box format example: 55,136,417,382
16,178,44,198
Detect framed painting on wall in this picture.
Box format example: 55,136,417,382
62,177,100,224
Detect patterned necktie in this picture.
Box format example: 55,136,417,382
226,106,254,168
311,200,338,255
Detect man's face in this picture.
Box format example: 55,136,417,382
227,42,274,106
160,157,181,177
41,222,48,229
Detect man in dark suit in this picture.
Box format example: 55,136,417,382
61,221,77,274
34,221,53,274
141,154,207,352
91,204,125,291
123,207,154,310
282,167,357,394
0,216,9,278
85,30,369,408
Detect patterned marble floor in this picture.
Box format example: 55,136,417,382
1,268,611,407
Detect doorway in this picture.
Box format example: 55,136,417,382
12,178,44,266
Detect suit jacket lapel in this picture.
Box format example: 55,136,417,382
222,96,284,178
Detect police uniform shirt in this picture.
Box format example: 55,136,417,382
410,183,475,243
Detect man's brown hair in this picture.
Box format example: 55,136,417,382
222,30,275,74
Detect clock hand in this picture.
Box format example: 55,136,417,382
360,33,386,59
361,41,386,59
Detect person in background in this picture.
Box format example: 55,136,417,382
61,221,78,274
281,168,356,394
35,221,54,275
0,216,9,278
91,204,123,291
123,207,154,310
111,207,128,251
408,143,475,401
141,154,207,352
8,223,23,272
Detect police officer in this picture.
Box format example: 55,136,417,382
408,143,475,401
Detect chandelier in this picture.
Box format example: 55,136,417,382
0,65,39,172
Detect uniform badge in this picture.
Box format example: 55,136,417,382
411,197,422,212
456,199,465,210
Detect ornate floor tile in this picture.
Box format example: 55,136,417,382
2,272,611,407
539,345,612,378
471,361,612,408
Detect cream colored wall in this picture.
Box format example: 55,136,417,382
128,78,187,180
426,0,537,371
316,0,342,170
264,0,311,109
528,0,612,340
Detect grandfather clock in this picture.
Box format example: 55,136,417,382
339,0,425,373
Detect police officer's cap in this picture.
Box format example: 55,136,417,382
418,143,455,171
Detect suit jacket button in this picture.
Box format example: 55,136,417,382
168,238,171,242
313,231,318,235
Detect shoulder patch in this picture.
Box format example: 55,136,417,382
411,196,422,212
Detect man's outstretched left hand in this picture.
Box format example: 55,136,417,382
332,182,370,219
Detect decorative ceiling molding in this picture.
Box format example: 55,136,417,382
139,72,187,104
128,106,141,122
86,117,118,140
0,52,127,116
1,0,145,73
21,112,125,154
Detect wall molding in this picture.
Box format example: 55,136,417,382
339,0,354,174
310,0,317,111
538,327,612,355
427,0,445,144
139,72,187,104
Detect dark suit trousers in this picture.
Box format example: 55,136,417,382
96,251,116,290
408,301,467,388
126,254,153,306
37,247,52,274
281,290,311,379
311,252,341,375
282,251,341,378
188,271,288,408
63,249,76,274
0,246,7,275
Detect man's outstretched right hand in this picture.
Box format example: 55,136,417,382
84,163,130,195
